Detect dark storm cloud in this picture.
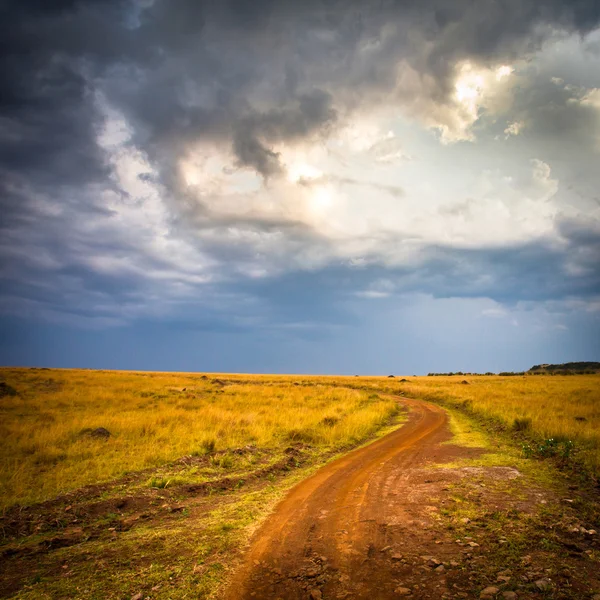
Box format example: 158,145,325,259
2,0,599,189
230,89,337,177
1,0,600,328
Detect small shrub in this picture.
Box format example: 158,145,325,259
560,440,575,459
537,438,559,457
513,417,532,432
210,453,234,469
219,454,233,469
522,444,534,458
0,382,18,397
522,438,576,461
321,416,339,427
201,438,216,454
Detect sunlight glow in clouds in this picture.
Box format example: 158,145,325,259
449,62,515,140
287,163,323,183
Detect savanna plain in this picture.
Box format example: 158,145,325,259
0,368,599,599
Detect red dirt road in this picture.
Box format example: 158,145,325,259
223,398,456,599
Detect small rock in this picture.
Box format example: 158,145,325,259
468,542,480,548
497,575,511,583
427,557,441,567
480,587,499,597
309,590,322,600
435,565,445,574
461,517,471,524
534,579,551,591
502,593,517,599
392,553,404,561
131,594,143,600
588,530,597,535
395,587,412,596
381,545,392,552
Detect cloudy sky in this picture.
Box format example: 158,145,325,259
1,0,599,374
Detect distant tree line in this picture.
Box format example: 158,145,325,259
529,362,600,374
426,371,524,376
427,362,600,376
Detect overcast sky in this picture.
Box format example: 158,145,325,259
1,0,599,374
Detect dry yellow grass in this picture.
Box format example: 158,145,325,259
0,368,398,509
2,368,598,510
396,375,600,474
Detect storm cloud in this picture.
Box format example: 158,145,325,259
1,0,599,370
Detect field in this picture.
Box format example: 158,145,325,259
396,375,600,476
0,368,599,599
2,369,599,509
0,369,399,509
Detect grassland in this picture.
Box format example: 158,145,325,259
1,370,599,509
0,368,408,599
0,368,399,509
0,368,599,599
393,375,600,477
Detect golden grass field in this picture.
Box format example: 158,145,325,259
396,375,600,475
0,368,398,509
1,368,599,510
1,368,599,600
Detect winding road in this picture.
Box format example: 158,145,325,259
223,398,451,599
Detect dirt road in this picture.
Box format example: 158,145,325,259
223,398,460,599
